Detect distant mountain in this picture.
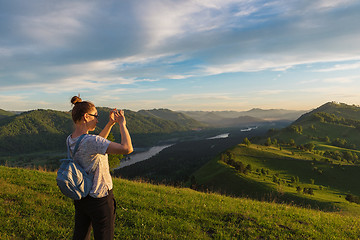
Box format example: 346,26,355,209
137,108,205,128
181,108,306,127
207,115,266,128
240,108,307,121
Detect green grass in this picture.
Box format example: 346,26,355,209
193,144,360,215
1,166,360,239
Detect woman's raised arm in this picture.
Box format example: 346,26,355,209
106,110,133,155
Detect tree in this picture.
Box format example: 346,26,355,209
343,151,354,162
246,164,252,172
243,137,251,146
289,125,303,134
291,176,299,184
234,161,245,173
265,137,272,146
289,139,295,146
303,188,314,195
346,194,360,204
304,143,315,152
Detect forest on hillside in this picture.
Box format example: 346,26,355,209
0,108,206,155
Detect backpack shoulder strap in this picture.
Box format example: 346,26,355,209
67,134,86,159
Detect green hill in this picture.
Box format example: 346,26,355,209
0,108,207,170
1,166,360,239
0,109,74,153
265,102,360,149
192,143,360,215
0,108,204,155
0,109,15,119
295,102,360,123
189,102,360,215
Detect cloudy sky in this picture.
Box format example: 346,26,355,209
1,0,360,111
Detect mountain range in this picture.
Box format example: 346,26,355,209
0,106,306,154
181,109,306,127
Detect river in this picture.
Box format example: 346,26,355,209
115,127,256,169
207,133,229,140
115,144,173,169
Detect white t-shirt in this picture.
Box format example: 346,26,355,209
67,134,112,198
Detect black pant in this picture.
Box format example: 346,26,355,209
73,190,116,240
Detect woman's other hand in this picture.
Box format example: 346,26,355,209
115,110,127,126
109,109,117,125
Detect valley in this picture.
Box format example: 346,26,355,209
1,101,360,236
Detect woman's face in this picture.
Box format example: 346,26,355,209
85,107,99,131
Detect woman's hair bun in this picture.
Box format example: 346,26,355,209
71,96,82,105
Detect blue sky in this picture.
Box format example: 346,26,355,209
1,0,360,111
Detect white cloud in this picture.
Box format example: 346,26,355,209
202,58,296,75
313,0,357,10
322,76,357,84
314,62,360,72
17,2,93,47
2,0,360,111
165,74,194,80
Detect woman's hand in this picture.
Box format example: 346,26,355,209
114,109,126,126
106,109,133,155
99,109,117,139
109,109,117,125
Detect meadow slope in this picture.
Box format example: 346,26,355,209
192,143,360,214
1,166,360,239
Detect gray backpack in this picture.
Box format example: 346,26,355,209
56,134,93,200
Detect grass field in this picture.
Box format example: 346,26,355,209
1,166,360,239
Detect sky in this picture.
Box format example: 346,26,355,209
1,0,360,112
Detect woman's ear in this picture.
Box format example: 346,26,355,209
83,113,89,123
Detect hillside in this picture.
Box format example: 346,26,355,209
295,102,360,124
1,166,360,239
0,109,15,119
267,102,360,149
192,143,360,214
188,102,360,215
0,108,204,155
0,109,74,153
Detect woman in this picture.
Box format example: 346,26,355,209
68,96,133,240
